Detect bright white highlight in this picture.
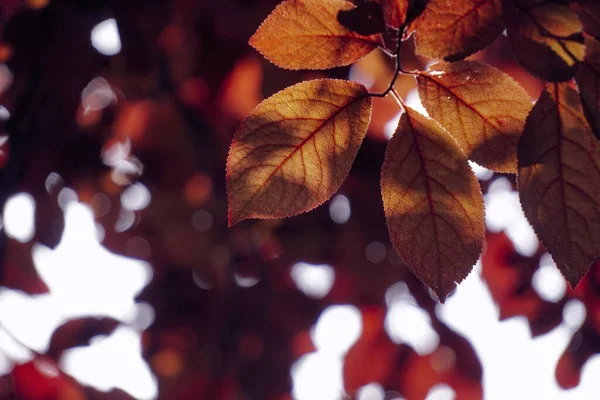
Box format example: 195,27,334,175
329,194,351,224
425,384,456,400
563,300,586,331
290,262,335,299
82,77,117,112
0,202,156,399
91,19,122,56
384,112,402,140
385,282,439,355
437,260,600,400
469,161,494,181
484,177,538,256
357,382,385,400
3,192,35,242
121,182,151,211
291,352,344,400
313,305,362,355
405,88,428,117
532,254,566,302
61,327,157,400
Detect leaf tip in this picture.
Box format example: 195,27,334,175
561,264,586,290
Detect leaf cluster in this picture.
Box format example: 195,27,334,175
227,0,600,302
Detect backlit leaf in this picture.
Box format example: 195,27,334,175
249,0,384,70
505,1,585,81
576,37,600,139
571,0,600,40
417,60,533,173
411,0,503,61
381,107,485,302
227,79,372,226
518,83,600,287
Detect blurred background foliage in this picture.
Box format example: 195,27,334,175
0,0,598,399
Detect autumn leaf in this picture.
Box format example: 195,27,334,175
576,37,600,140
381,107,485,302
505,1,585,81
417,60,533,173
249,0,384,70
227,79,372,226
411,0,504,61
518,83,600,287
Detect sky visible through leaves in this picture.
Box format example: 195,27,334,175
0,0,599,399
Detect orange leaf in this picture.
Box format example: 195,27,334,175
381,107,485,302
249,0,383,70
576,37,600,139
505,1,585,81
518,82,600,287
417,60,533,173
227,79,372,226
411,0,503,61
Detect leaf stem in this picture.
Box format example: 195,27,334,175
369,26,405,99
390,87,405,111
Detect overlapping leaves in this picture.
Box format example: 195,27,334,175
229,0,600,302
250,0,384,70
417,60,533,172
518,82,600,286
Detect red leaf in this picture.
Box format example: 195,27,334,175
249,0,383,70
381,107,485,302
417,60,533,172
227,79,372,226
518,82,600,287
411,0,503,61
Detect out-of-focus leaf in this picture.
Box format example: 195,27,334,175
518,83,600,287
47,317,120,359
556,320,600,389
505,1,585,81
571,0,600,40
2,239,48,294
343,307,400,392
481,232,564,336
411,0,503,61
249,0,383,70
381,107,485,302
417,60,533,172
227,79,372,226
575,37,600,139
12,357,85,400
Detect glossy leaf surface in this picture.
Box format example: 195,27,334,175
227,79,371,226
417,60,533,172
381,107,485,301
249,0,383,70
412,0,503,61
518,83,600,287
